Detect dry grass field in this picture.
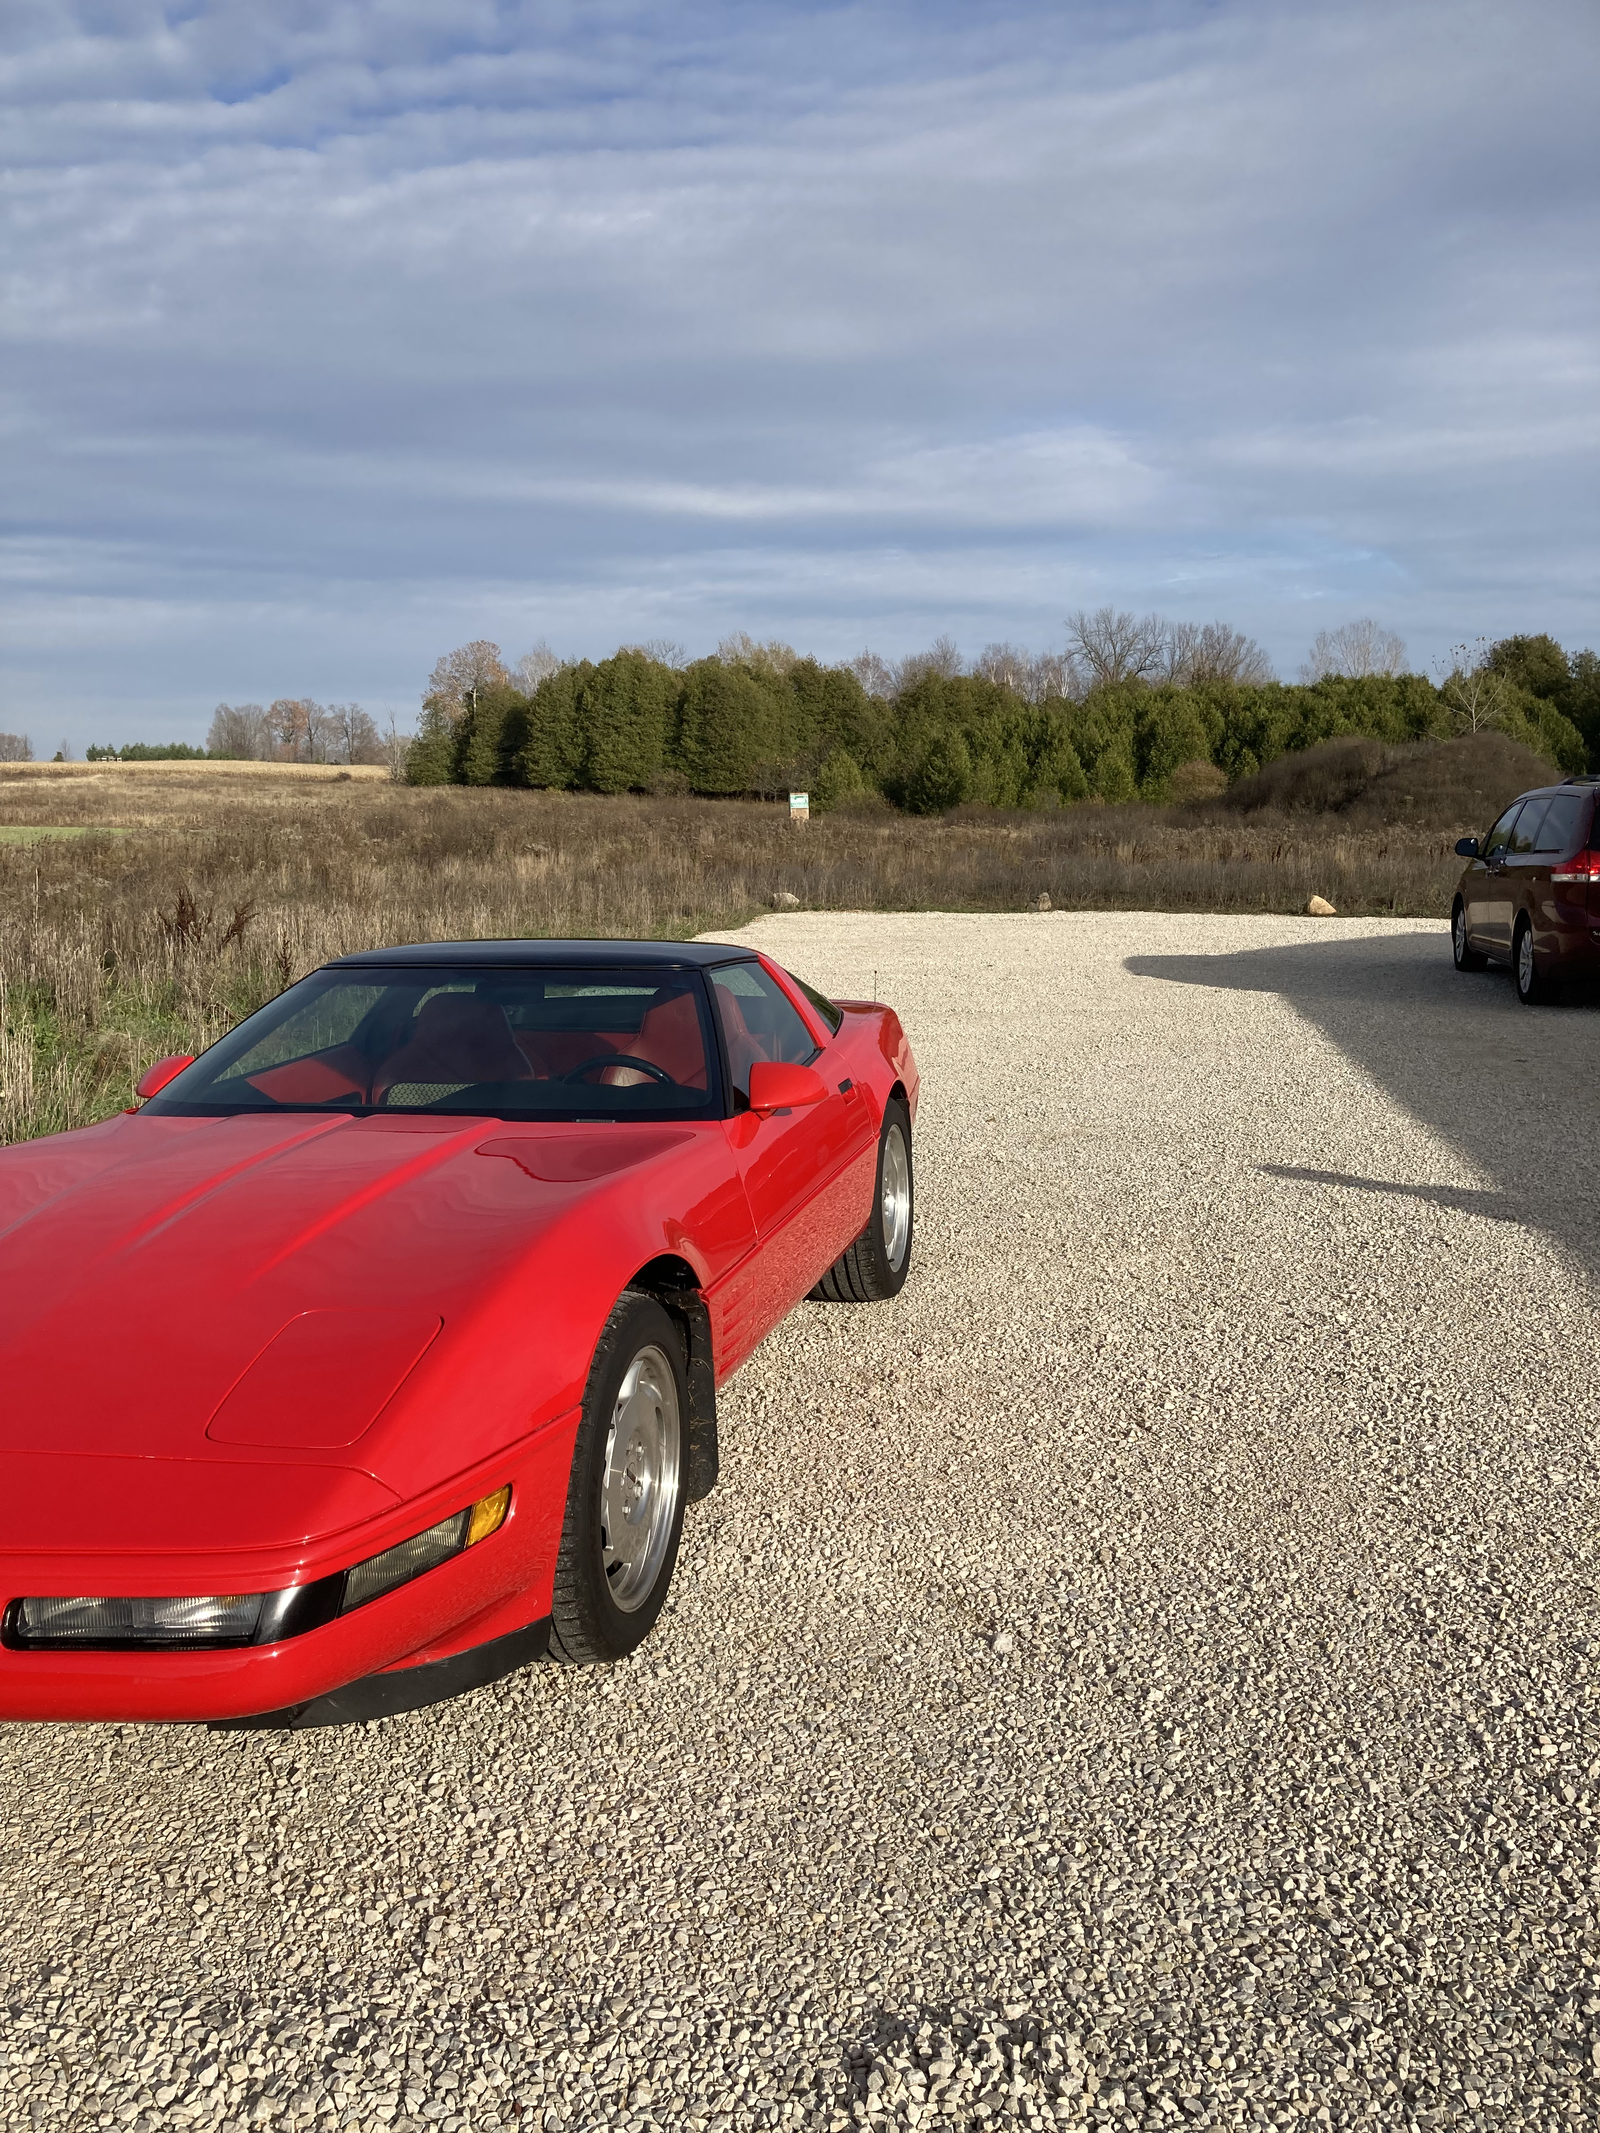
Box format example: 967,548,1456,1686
0,757,1489,1144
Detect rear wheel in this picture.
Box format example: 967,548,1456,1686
1452,900,1487,972
1513,916,1554,1006
810,1100,914,1302
549,1293,687,1664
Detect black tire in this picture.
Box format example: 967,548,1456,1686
549,1292,688,1664
809,1099,914,1303
1513,915,1554,1006
1452,899,1487,972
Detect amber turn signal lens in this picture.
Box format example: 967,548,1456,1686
466,1485,511,1548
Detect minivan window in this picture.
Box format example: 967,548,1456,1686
1483,803,1523,857
1532,792,1585,853
1508,798,1551,854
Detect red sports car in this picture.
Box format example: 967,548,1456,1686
0,940,918,1729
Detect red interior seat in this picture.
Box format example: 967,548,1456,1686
374,994,533,1098
628,992,707,1088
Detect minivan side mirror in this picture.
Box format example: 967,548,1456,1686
135,1054,195,1101
1454,837,1480,859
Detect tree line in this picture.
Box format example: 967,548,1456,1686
207,699,391,766
406,618,1597,810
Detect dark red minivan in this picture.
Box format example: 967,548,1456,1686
1452,776,1600,1003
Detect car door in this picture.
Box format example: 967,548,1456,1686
1503,795,1552,951
709,960,866,1346
1472,801,1525,955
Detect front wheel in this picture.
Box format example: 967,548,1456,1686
1452,900,1487,972
1513,916,1553,1006
549,1293,687,1664
810,1099,914,1302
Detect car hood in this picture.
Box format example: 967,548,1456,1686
0,1110,703,1487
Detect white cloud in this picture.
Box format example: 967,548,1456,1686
2,0,1597,741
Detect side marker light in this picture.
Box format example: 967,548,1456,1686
466,1485,512,1548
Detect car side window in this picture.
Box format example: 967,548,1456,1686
1508,798,1550,853
710,963,819,1103
1482,803,1523,858
1532,793,1584,853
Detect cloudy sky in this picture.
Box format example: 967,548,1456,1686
3,0,1596,747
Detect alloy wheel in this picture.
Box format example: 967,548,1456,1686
599,1346,682,1612
880,1121,912,1272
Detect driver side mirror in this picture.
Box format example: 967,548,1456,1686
747,1061,827,1116
1454,837,1480,859
135,1054,195,1101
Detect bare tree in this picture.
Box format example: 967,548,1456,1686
515,640,562,692
1434,638,1519,735
849,650,896,699
424,641,510,723
1165,621,1276,687
310,703,385,765
1028,648,1083,702
718,633,798,676
1066,608,1167,687
206,704,272,759
896,635,966,690
343,707,386,765
0,732,35,761
1299,619,1408,682
974,641,1032,692
635,638,688,670
381,714,413,782
269,698,318,761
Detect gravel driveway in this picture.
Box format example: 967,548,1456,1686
4,912,1599,2133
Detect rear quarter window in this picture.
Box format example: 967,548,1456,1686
1532,792,1586,853
783,968,844,1035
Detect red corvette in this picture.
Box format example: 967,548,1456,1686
0,940,918,1729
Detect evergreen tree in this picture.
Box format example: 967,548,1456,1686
787,659,892,784
1486,634,1572,708
453,682,527,785
813,748,867,812
406,703,456,785
579,651,677,793
517,664,589,789
906,729,972,814
1568,649,1600,769
675,659,779,794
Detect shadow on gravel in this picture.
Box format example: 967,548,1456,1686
1126,929,1600,1285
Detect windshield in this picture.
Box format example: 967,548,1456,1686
144,965,724,1121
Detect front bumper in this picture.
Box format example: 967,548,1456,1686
210,1615,551,1730
0,1412,579,1725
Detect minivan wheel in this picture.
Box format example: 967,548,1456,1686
1513,916,1552,1006
1452,900,1486,972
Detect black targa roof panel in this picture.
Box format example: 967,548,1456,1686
330,939,759,970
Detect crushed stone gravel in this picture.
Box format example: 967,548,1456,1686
2,910,1598,2133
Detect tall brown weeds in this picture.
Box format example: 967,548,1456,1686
1,766,1470,1144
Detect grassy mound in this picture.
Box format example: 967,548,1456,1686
1208,730,1560,829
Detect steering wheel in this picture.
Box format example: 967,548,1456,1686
560,1054,676,1086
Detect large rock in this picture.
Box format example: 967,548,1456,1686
1306,895,1338,916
